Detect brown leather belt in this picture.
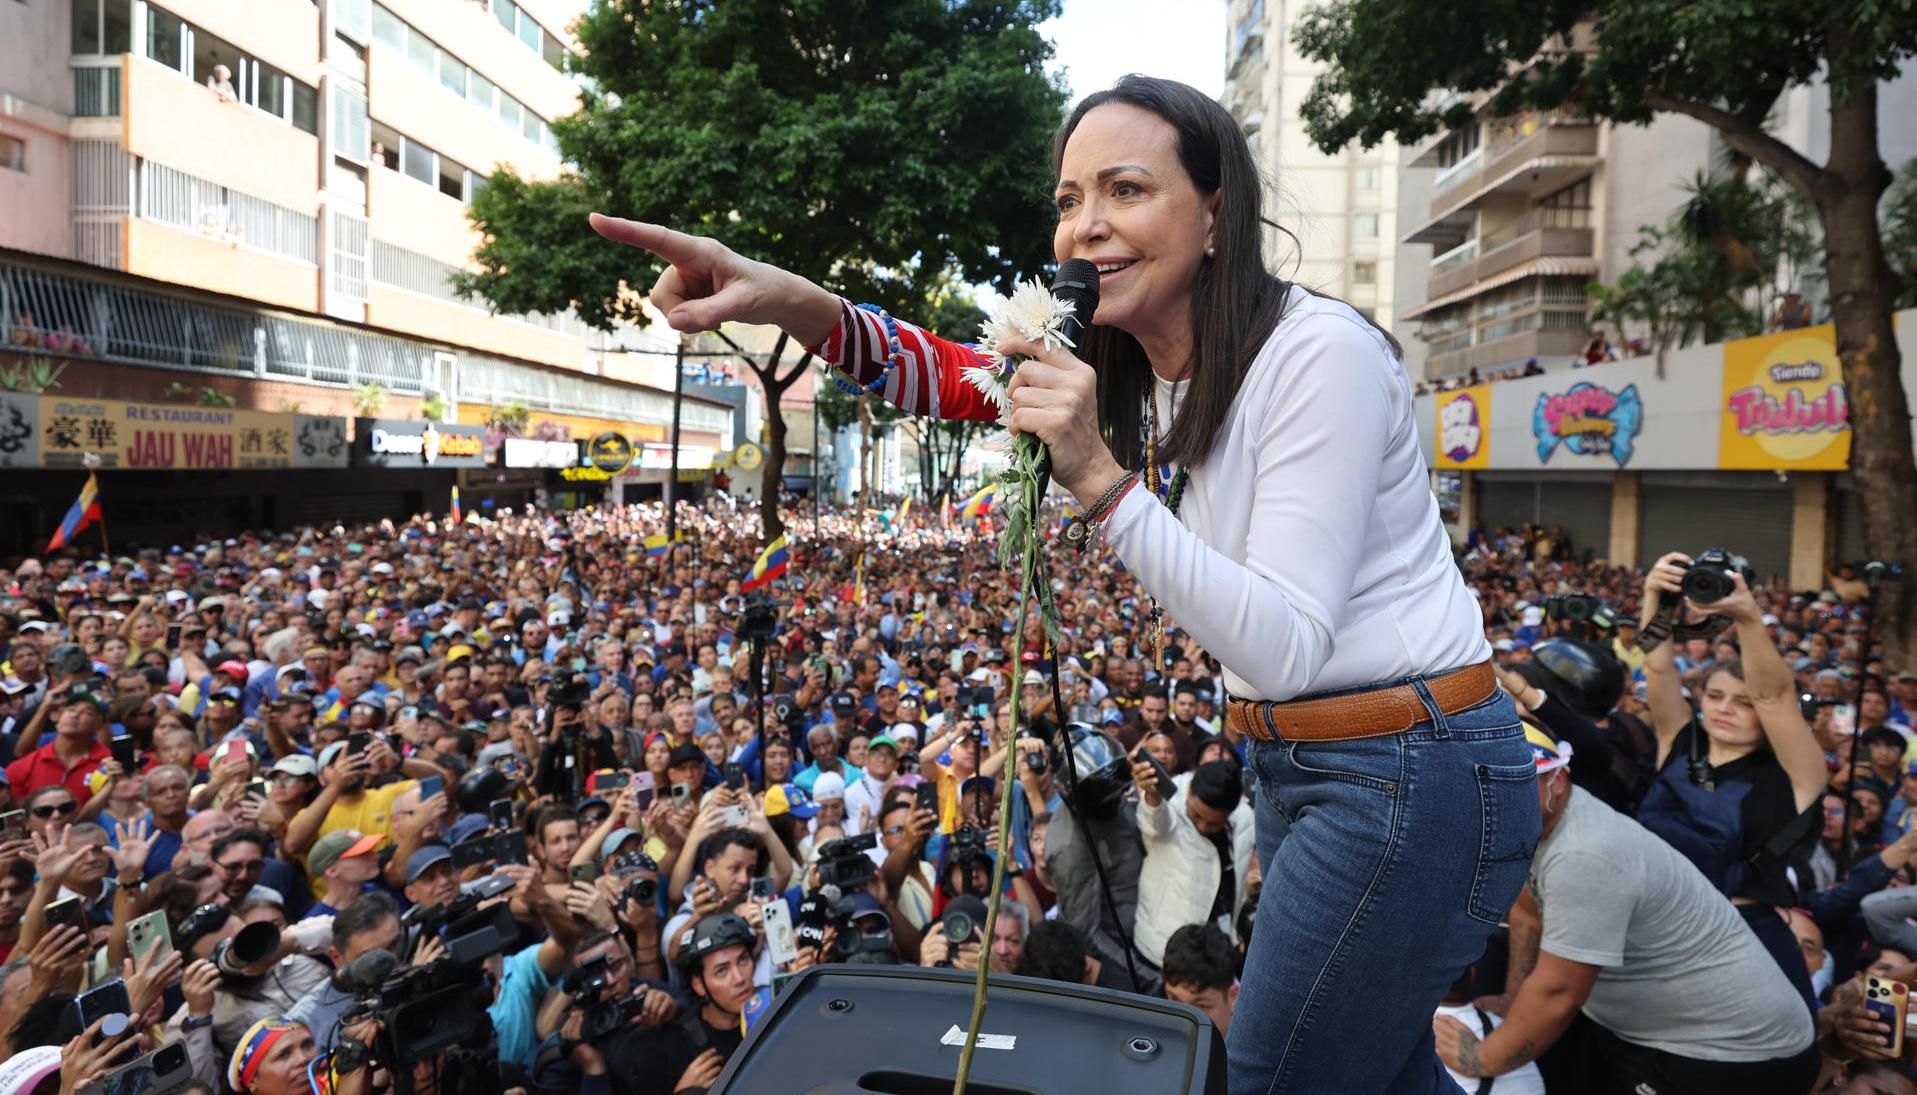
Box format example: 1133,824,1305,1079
1225,661,1497,743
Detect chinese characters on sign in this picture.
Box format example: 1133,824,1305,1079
11,397,345,470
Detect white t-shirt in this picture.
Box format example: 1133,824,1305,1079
1103,291,1489,702
1432,1003,1547,1095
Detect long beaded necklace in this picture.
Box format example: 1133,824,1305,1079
1141,382,1188,669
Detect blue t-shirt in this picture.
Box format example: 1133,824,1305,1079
105,811,185,882
489,942,559,1069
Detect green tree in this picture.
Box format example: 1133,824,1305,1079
1298,2,1917,664
455,0,1067,540
1888,157,1917,309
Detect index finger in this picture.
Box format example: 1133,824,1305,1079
588,215,707,265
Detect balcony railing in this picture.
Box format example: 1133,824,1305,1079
73,66,121,117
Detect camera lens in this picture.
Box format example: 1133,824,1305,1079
942,912,974,944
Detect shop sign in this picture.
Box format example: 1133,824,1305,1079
0,393,40,468
1432,386,1490,470
354,418,488,468
38,398,300,470
1717,323,1851,470
503,437,579,468
293,415,349,468
734,441,765,472
1532,382,1643,466
562,466,614,482
588,432,634,473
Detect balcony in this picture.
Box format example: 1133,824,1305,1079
1426,315,1588,377
1427,118,1597,223
1427,240,1480,299
121,56,319,215
1476,211,1593,282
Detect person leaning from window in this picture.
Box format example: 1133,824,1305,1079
1637,551,1829,1011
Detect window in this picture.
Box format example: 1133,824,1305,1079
72,0,100,52
498,95,521,132
147,6,185,72
292,82,318,134
331,85,369,163
254,60,287,118
370,121,402,170
403,139,433,185
493,0,517,35
469,72,496,114
190,24,240,90
104,0,129,51
1537,178,1593,229
71,0,130,53
1354,213,1379,240
438,53,467,96
334,0,370,45
372,5,403,49
406,28,433,70
542,32,565,71
1353,260,1377,285
521,109,539,143
516,15,540,51
0,133,24,173
1356,165,1380,191
437,156,464,200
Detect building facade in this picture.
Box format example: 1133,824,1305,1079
0,0,736,547
1222,0,1398,325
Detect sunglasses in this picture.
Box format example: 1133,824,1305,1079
32,801,77,819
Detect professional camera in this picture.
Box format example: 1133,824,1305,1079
949,825,989,867
341,875,519,1076
737,591,784,644
548,667,591,711
1543,594,1615,630
1679,549,1755,604
213,921,280,980
561,955,648,1040
795,890,894,962
815,833,879,891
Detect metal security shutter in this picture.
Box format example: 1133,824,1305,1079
1637,477,1793,582
1473,476,1613,561
281,492,415,528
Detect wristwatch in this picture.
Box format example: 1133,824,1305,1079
182,1013,214,1032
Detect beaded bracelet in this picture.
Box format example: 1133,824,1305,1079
829,304,906,395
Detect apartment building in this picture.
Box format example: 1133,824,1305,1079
0,0,734,545
1221,0,1397,326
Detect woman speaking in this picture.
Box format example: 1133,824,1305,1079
592,75,1538,1094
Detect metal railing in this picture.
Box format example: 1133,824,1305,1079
70,139,129,269
330,211,369,304
73,66,120,117
0,258,425,392
1431,239,1477,275
141,163,317,264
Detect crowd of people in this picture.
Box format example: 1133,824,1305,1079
0,497,1903,1093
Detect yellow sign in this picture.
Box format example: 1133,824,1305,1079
588,432,634,474
712,450,734,469
562,466,615,482
734,442,765,472
1432,385,1491,470
38,397,298,470
1717,324,1850,470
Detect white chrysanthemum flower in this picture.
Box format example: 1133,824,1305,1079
962,364,1012,424
1003,277,1076,350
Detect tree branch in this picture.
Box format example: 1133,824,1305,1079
1643,91,1827,201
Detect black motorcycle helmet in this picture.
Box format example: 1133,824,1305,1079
1516,639,1626,720
1053,723,1132,818
456,765,510,815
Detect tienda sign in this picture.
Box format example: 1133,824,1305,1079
1717,325,1851,470
1532,382,1643,466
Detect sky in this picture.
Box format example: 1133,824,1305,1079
1041,0,1229,104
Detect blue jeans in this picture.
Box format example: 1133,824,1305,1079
1228,679,1539,1094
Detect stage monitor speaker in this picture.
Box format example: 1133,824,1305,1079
711,964,1227,1095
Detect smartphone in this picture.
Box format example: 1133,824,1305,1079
417,775,444,801
749,876,776,902
452,835,495,871
347,731,372,756
718,803,750,830
724,763,747,791
1864,976,1909,1058
165,624,182,651
488,798,514,830
1141,751,1179,802
46,895,86,935
972,685,994,716
596,771,630,792
245,778,269,800
496,831,529,866
75,979,132,1028
671,782,692,805
78,1038,192,1095
1833,704,1859,738
632,771,656,812
914,782,940,816
110,734,137,773
761,898,799,965
571,862,599,884
0,809,24,835
126,911,174,967
224,739,247,767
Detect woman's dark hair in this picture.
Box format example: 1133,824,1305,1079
1054,75,1401,471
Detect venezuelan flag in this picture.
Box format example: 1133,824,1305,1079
959,483,998,520
644,533,671,557
741,534,789,591
46,473,102,550
450,485,462,524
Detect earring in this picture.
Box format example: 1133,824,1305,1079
1205,244,1215,257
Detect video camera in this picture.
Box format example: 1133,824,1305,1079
815,832,878,892
338,875,519,1079
738,591,783,644
548,667,591,711
795,888,893,962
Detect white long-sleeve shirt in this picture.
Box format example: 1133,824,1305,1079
819,287,1487,703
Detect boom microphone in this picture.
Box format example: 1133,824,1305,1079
1034,259,1101,499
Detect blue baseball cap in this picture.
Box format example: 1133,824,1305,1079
405,843,454,885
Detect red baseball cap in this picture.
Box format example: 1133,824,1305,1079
215,660,250,683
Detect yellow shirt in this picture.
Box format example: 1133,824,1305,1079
303,780,414,888
1610,637,1647,676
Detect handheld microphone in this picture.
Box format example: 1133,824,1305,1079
1033,259,1101,500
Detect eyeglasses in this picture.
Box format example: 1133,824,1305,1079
217,857,265,875
31,801,77,819
882,825,908,836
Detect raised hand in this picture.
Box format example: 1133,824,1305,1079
587,216,837,342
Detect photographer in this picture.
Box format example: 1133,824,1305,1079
175,900,333,1059
1042,725,1149,993
285,892,415,1049
1131,757,1253,970
1638,552,1828,1007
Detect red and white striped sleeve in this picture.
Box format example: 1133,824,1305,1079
808,298,1004,423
